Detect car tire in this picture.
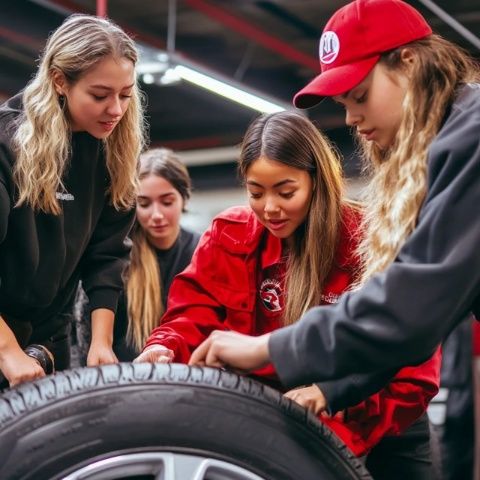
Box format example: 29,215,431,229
0,363,372,480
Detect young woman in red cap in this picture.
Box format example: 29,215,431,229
189,0,480,476
136,111,441,474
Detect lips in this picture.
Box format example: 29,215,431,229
99,120,117,131
266,219,288,231
358,128,376,141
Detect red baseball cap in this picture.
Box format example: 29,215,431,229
294,0,432,109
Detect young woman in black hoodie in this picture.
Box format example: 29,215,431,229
0,14,146,386
113,148,200,361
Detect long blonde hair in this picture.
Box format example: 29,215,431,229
13,14,146,214
357,35,479,284
239,112,346,325
126,148,192,351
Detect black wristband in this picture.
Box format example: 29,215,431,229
24,344,55,375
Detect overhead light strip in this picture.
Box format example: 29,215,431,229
173,65,287,114
136,45,293,114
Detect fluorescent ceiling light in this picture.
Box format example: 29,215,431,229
173,65,286,114
142,73,155,84
136,45,290,114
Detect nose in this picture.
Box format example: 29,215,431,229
264,195,280,215
106,96,123,117
151,204,164,220
345,108,362,127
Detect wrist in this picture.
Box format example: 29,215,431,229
255,333,271,366
90,308,114,347
0,343,24,363
0,321,23,362
90,335,113,348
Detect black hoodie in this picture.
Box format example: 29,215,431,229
0,94,134,338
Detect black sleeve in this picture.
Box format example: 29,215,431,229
81,201,134,314
0,143,14,246
317,369,398,414
113,290,129,344
269,95,480,389
0,178,11,245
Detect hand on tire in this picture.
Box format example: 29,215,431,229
87,343,118,366
189,330,270,372
0,349,45,387
133,345,174,363
284,385,327,415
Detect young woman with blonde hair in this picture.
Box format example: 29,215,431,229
113,148,200,361
0,13,146,386
136,111,440,465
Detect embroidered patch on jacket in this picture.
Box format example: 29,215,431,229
259,278,284,312
321,292,340,304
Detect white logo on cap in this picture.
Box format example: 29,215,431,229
319,31,340,64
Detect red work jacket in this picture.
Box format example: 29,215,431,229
145,205,440,456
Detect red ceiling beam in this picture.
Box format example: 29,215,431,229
96,0,108,18
43,0,90,14
0,26,44,50
184,0,320,72
152,135,225,151
47,0,167,49
45,0,319,72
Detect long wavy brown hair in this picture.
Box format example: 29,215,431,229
239,111,349,325
126,148,192,351
13,14,146,214
356,35,479,284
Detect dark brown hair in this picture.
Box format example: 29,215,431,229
239,111,345,324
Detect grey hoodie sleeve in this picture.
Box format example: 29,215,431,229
270,86,480,389
316,369,398,414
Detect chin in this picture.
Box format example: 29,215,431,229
267,229,292,240
150,232,168,240
86,128,115,140
98,131,115,140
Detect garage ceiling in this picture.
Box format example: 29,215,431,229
0,0,479,180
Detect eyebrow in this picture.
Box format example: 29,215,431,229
246,179,297,188
90,83,135,91
137,192,177,200
339,88,356,100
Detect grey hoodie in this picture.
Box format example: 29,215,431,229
270,84,480,410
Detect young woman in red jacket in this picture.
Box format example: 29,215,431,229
135,111,440,471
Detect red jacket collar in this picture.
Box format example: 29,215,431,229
214,206,281,268
213,203,361,271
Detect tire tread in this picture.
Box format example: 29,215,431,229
0,364,371,479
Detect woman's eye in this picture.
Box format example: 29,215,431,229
249,192,262,199
355,92,367,103
121,95,132,100
162,202,173,207
280,192,294,199
92,95,106,101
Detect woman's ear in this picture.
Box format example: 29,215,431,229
400,48,416,72
51,69,67,96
